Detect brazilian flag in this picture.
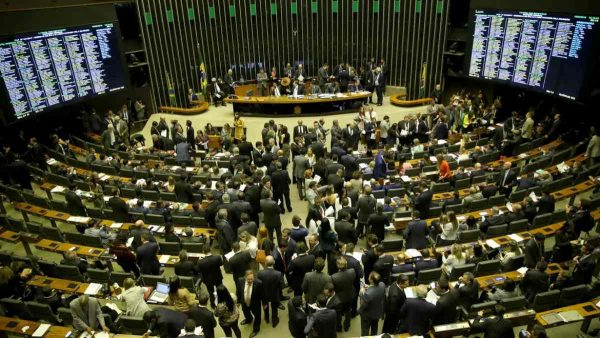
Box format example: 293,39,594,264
166,72,176,106
199,57,207,97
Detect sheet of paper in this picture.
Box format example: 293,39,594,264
50,185,66,193
560,310,584,322
103,302,122,315
405,249,423,258
159,255,171,264
325,206,335,217
506,202,513,212
32,323,51,337
84,283,103,295
529,192,538,203
143,200,153,208
485,239,500,249
351,252,363,262
405,287,415,298
224,251,235,261
508,233,524,242
314,175,321,183
126,237,134,247
110,223,123,229
517,267,528,276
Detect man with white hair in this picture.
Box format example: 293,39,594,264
399,284,436,336
209,78,226,106
372,67,385,106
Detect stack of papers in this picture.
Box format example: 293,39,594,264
50,185,66,193
104,302,122,315
506,202,513,212
405,249,423,258
541,310,584,324
84,283,103,295
46,158,58,166
508,233,524,242
159,255,171,264
67,216,91,224
485,239,500,249
529,192,538,203
556,162,570,174
224,251,235,260
401,175,411,182
405,287,416,298
517,267,529,276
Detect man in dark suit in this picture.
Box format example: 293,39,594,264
342,123,360,151
271,161,292,213
342,243,364,315
414,249,439,273
455,272,480,310
179,319,205,338
174,174,194,203
108,188,129,222
433,279,460,325
238,213,258,237
136,232,160,275
340,151,359,180
293,120,308,140
520,261,549,303
143,307,188,338
331,256,356,331
189,296,218,338
228,242,252,284
524,233,545,268
288,242,315,296
304,295,338,338
237,270,263,337
257,256,284,327
361,235,379,285
65,184,87,217
478,206,507,234
260,190,282,243
288,296,308,338
497,161,517,197
174,250,196,277
372,245,394,285
432,118,449,140
414,183,433,219
357,186,377,238
572,243,597,285
399,284,436,336
215,209,235,255
358,271,386,336
403,210,428,250
195,244,223,307
537,190,555,214
335,210,357,245
471,304,514,338
328,168,345,195
382,274,409,333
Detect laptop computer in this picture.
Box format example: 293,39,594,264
148,282,170,303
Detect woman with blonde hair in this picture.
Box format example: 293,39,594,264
442,243,466,276
239,231,258,259
257,226,273,254
165,176,176,192
499,240,523,269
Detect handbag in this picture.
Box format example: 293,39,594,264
255,249,266,264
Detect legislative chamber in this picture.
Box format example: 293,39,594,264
0,1,598,338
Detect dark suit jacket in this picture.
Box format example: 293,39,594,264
434,289,460,325
335,220,357,244
137,241,160,275
65,190,86,216
229,251,252,281
385,283,407,315
196,255,223,286
175,180,195,203
305,308,337,338
293,125,308,139
523,238,543,268
372,255,394,284
400,298,436,336
572,255,596,285
216,220,235,254
403,220,428,249
414,190,433,219
340,154,359,179
289,303,308,338
151,307,188,338
537,195,555,214
520,269,548,303
456,281,480,309
331,269,356,303
288,254,316,292
260,198,282,229
359,282,385,320
237,222,258,237
271,169,291,193
257,268,283,302
357,195,376,224
174,260,196,277
471,316,515,338
188,306,216,338
368,213,389,240
362,248,378,283
108,196,129,222
236,278,263,311
415,258,439,273
497,169,517,188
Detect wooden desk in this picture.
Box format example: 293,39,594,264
486,140,562,168
0,228,19,243
0,315,71,337
35,238,106,259
475,263,562,288
27,275,93,295
389,95,433,107
536,302,600,332
159,100,209,115
225,92,371,116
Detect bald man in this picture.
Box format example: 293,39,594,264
257,256,284,327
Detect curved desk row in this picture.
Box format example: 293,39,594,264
158,100,209,115
390,94,433,107
225,92,371,116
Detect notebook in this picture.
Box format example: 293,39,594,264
148,282,170,303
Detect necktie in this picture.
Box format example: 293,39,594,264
245,283,252,306
502,171,509,186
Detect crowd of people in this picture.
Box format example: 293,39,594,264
0,85,599,338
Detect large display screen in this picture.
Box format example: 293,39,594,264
468,10,600,101
0,22,126,121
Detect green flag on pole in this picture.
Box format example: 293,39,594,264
166,72,176,106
